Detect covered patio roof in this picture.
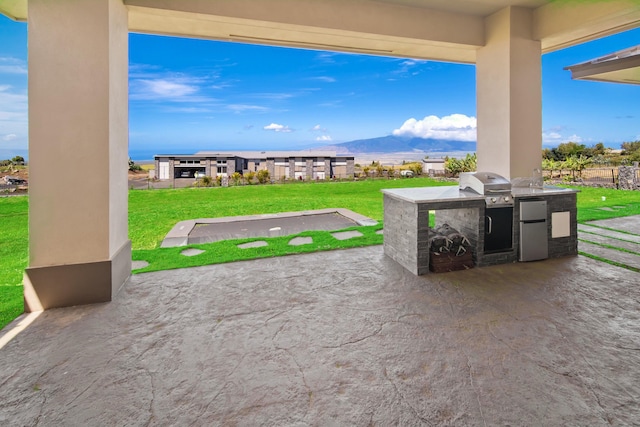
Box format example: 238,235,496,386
2,0,640,63
565,44,640,85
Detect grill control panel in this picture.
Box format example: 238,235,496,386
485,194,514,207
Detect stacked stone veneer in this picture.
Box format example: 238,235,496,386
437,206,518,268
384,191,578,275
619,164,640,190
384,195,489,274
383,194,431,275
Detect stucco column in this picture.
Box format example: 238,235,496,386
476,7,542,180
24,0,131,311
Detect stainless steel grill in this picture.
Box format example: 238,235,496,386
459,171,513,208
459,171,514,253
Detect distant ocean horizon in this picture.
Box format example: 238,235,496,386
2,140,627,164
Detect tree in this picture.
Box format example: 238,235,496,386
128,157,142,171
553,141,586,161
444,153,477,176
406,162,423,176
563,155,592,178
621,141,640,155
11,156,25,165
582,142,606,157
542,158,560,171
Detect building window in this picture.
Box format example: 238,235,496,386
217,166,227,174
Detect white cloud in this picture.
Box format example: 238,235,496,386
392,114,476,141
129,69,220,103
130,79,198,101
250,92,295,100
542,131,583,145
228,104,270,113
391,58,429,77
542,132,562,143
310,76,336,83
0,85,28,147
311,124,330,132
0,57,27,75
263,123,292,133
316,135,332,142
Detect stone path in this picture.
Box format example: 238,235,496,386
578,215,640,271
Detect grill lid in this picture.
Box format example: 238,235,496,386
459,172,511,195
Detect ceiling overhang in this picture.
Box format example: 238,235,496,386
1,0,640,64
564,45,640,85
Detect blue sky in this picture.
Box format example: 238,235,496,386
0,14,639,160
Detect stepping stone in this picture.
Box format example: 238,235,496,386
578,241,640,270
131,260,149,270
289,236,313,246
376,229,384,235
181,248,205,256
597,207,616,211
238,241,268,249
331,230,363,240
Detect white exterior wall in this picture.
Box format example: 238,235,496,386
25,0,130,310
476,6,542,180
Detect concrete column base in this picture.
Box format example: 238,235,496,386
23,240,132,312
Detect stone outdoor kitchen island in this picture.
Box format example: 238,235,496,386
382,184,579,275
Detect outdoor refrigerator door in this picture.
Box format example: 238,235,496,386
519,220,548,262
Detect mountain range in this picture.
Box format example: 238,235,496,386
317,135,476,154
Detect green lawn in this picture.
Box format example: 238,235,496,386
561,185,640,222
1,179,640,330
0,196,28,328
128,178,453,250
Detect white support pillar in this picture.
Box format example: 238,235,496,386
476,6,542,180
24,0,131,311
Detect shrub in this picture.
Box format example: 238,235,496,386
444,153,477,177
257,169,270,184
231,172,243,186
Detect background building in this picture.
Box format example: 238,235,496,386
154,151,355,181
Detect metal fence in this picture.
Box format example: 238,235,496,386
543,168,618,184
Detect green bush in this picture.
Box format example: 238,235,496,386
444,153,477,176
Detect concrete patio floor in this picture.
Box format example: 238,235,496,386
1,247,639,425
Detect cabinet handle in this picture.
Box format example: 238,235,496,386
487,215,492,235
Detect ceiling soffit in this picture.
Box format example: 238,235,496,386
1,0,640,63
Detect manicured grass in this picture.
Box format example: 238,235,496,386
133,225,383,274
129,177,454,250
2,180,639,330
560,185,640,222
0,196,28,328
